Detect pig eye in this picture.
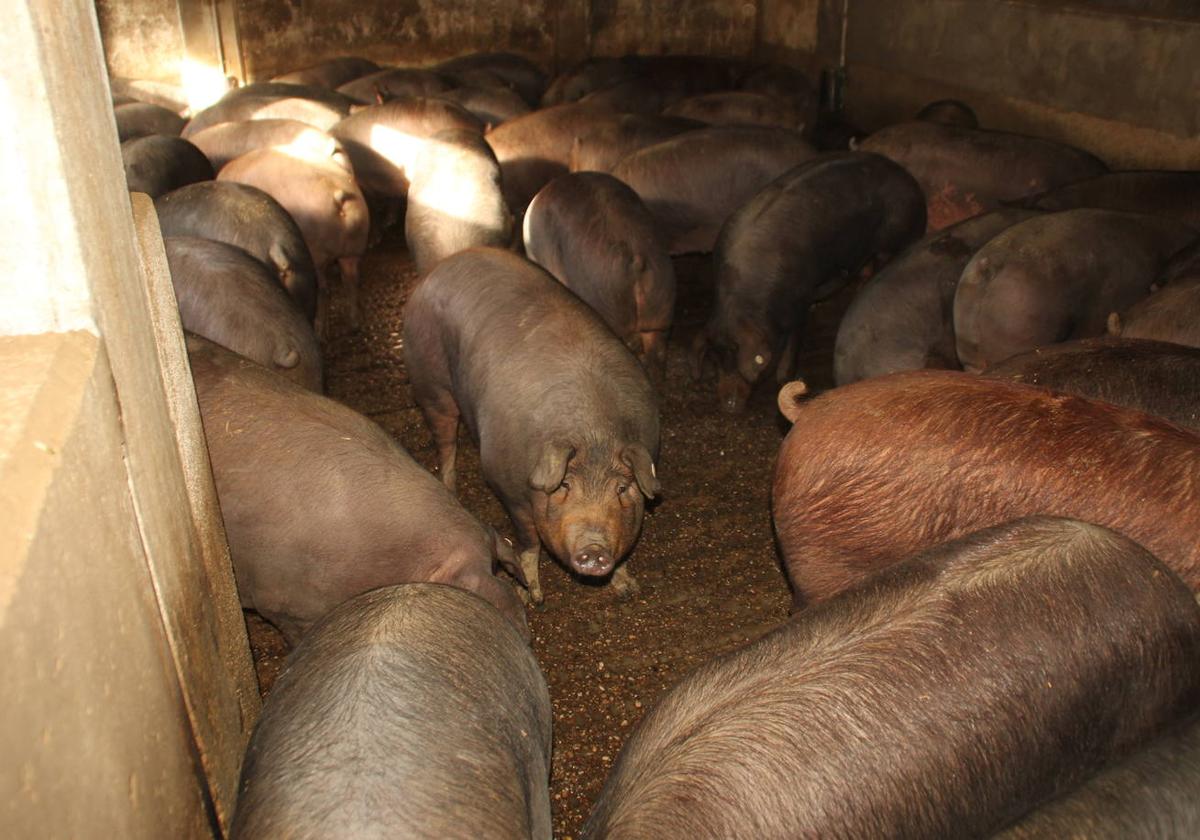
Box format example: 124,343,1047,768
557,481,570,493
617,484,630,495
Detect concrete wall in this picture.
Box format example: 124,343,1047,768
96,0,184,83
843,0,1200,169
2,0,259,836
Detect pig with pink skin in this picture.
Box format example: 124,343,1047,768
218,147,370,327
404,248,661,604
186,119,351,174
524,172,675,383
189,337,525,643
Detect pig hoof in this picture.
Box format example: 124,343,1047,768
518,551,543,605
610,567,640,599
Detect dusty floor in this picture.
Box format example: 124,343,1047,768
245,234,853,838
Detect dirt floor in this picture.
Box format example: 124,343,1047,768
245,234,854,838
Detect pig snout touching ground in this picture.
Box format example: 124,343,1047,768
916,98,979,128
953,208,1197,371
154,181,319,322
833,207,1040,385
186,119,352,174
524,172,675,383
231,584,551,840
405,128,512,276
1026,170,1200,230
772,370,1200,609
610,126,817,255
188,337,526,643
858,120,1107,229
218,147,370,330
165,237,323,392
983,336,1200,432
121,135,213,198
995,714,1200,840
582,516,1200,840
403,248,661,604
698,152,925,412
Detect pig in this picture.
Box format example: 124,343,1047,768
662,91,807,130
436,52,547,106
541,57,638,107
1026,170,1200,230
114,101,185,141
154,181,319,321
772,370,1200,608
995,715,1200,840
736,63,817,116
230,583,551,840
568,113,701,174
218,147,370,326
916,98,979,128
954,208,1197,371
403,248,661,605
437,85,532,127
578,77,672,115
165,237,322,392
982,337,1200,431
697,152,926,412
271,56,380,89
583,516,1200,840
121,135,214,197
185,119,351,174
405,129,513,276
109,77,190,114
523,172,676,381
181,92,354,138
330,97,484,205
484,101,615,212
833,208,1041,385
336,67,454,104
1108,237,1200,349
610,126,817,254
218,82,360,111
188,337,526,642
858,120,1107,229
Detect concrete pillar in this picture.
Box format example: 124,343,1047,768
0,0,258,837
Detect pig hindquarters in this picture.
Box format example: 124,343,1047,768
403,248,661,604
232,584,551,840
583,517,1200,839
188,337,525,642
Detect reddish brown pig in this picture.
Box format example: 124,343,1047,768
272,56,379,89
1109,238,1200,349
218,148,370,326
663,91,806,130
772,370,1200,609
583,516,1200,839
858,121,1106,229
189,338,525,642
336,68,453,104
404,248,661,604
568,113,701,174
611,126,817,254
524,172,675,381
1027,170,1200,230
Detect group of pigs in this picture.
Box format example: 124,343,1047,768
111,48,1200,838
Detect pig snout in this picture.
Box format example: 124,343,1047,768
572,542,616,576
717,369,752,414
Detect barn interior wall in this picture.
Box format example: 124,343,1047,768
841,0,1200,169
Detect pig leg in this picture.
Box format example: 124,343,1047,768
509,508,544,606
609,565,640,598
413,387,461,492
639,330,669,388
338,255,363,329
775,329,801,384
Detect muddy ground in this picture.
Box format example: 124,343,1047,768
245,234,855,838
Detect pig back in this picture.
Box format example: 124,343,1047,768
231,583,553,840
584,516,1200,839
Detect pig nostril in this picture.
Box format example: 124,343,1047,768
573,544,614,575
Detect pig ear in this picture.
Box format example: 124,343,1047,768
529,443,574,493
777,379,810,424
486,526,526,585
621,444,661,499
268,242,290,275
